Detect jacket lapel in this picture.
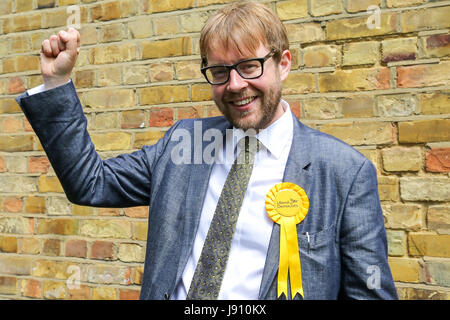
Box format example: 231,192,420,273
259,114,313,299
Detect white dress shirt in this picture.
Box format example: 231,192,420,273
173,100,294,299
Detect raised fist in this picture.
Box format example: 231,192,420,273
40,27,80,90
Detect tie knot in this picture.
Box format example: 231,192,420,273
238,136,260,155
237,136,260,165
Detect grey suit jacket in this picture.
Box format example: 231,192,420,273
17,81,398,300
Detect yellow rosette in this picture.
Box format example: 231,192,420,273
265,182,309,299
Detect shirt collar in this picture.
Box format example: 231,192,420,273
233,100,293,160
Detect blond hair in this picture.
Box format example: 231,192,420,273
199,1,289,66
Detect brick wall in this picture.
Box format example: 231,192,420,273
0,0,449,300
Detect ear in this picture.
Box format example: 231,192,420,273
278,49,291,82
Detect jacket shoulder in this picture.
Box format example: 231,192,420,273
300,123,370,169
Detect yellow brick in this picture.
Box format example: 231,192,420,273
285,23,325,44
10,35,31,54
387,0,425,8
38,176,64,193
132,221,148,241
36,219,76,235
319,68,390,92
80,25,98,46
92,287,117,300
310,0,343,16
326,13,398,40
0,256,32,275
302,98,339,120
0,98,21,114
128,17,152,39
149,63,174,82
3,13,42,33
100,23,125,43
72,204,94,216
43,281,66,299
179,12,209,33
0,236,17,253
342,41,379,66
420,91,450,115
283,73,315,94
196,0,234,7
0,276,17,295
91,1,120,21
0,0,12,15
142,37,192,59
276,0,308,20
320,122,394,146
383,203,423,230
346,0,381,13
17,55,40,72
408,233,450,257
388,257,421,283
120,0,139,19
89,44,139,64
302,45,340,68
0,216,34,234
19,237,41,255
378,176,399,201
133,131,165,149
93,112,119,130
91,132,132,151
123,65,147,85
381,147,422,172
83,89,135,109
97,67,121,87
145,0,194,13
25,196,46,214
341,96,375,118
401,7,450,33
154,16,179,36
398,119,450,143
382,37,417,63
44,8,68,28
118,243,145,262
0,135,34,152
192,83,212,102
176,60,202,80
138,85,189,105
79,219,131,239
15,0,33,12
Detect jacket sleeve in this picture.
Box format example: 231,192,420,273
338,159,398,299
16,80,173,208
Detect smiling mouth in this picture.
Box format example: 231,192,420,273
230,96,257,106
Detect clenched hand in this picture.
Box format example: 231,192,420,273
40,27,80,90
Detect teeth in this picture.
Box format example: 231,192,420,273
234,97,255,106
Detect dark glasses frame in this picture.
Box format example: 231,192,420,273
201,50,277,85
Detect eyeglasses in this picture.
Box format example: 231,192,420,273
201,50,277,85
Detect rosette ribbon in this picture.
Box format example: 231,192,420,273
265,182,309,299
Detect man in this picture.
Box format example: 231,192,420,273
17,2,397,300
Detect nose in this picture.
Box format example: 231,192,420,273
227,69,248,92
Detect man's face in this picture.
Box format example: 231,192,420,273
206,43,291,131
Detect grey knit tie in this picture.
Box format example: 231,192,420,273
187,136,260,300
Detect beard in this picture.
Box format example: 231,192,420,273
214,82,283,131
